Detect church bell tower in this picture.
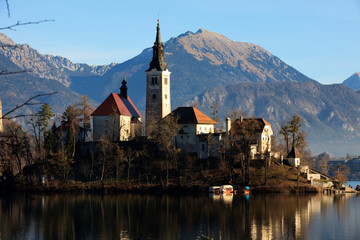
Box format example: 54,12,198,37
145,20,171,136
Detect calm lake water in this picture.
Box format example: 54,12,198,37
1,192,360,240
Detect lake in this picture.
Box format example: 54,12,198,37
1,192,360,239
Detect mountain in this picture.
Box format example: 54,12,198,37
0,29,314,112
0,33,115,87
343,72,360,91
69,28,315,109
0,34,97,123
186,81,360,156
0,29,358,156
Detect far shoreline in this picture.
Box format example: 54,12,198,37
0,181,321,194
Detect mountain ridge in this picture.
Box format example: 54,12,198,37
186,81,360,156
0,29,358,156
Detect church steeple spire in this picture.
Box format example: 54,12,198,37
155,19,161,45
145,20,171,136
120,73,128,99
147,19,167,71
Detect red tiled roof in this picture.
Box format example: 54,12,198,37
91,93,142,118
262,119,271,126
170,107,217,124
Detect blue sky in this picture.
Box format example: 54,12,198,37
1,0,359,84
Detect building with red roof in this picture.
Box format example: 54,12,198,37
169,106,217,155
91,77,142,141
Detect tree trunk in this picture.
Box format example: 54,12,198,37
166,155,169,186
100,161,105,182
127,157,131,183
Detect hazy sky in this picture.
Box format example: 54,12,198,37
1,0,359,84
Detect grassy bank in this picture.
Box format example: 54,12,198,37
0,162,319,193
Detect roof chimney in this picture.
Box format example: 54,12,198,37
226,117,231,135
120,74,128,99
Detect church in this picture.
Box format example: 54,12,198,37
145,20,171,136
91,76,142,141
91,20,217,149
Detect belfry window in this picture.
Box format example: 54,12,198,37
151,77,158,85
164,77,168,85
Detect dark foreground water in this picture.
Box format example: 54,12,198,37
1,192,360,240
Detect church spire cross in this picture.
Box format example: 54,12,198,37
156,19,161,44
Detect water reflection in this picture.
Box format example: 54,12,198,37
1,193,360,239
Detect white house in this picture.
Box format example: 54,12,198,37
229,117,274,159
91,77,142,141
170,106,217,155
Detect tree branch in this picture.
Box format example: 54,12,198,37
0,20,55,31
2,92,57,119
0,70,29,75
0,44,22,49
6,0,10,18
2,114,38,119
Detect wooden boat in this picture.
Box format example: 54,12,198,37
243,186,250,195
209,186,221,194
220,185,233,194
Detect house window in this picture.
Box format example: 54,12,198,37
152,94,156,99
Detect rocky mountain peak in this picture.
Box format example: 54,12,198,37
0,33,115,87
174,28,259,67
168,28,311,84
343,72,360,91
0,33,15,45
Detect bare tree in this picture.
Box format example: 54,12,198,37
230,117,261,184
150,113,180,186
279,115,308,154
